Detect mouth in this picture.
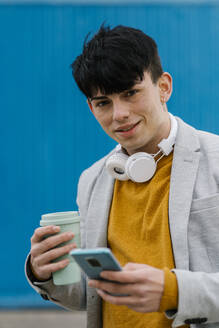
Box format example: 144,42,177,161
115,121,140,136
116,122,139,132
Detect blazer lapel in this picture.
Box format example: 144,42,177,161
86,169,115,248
169,118,200,270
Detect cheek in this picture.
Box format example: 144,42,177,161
95,113,112,130
135,100,153,118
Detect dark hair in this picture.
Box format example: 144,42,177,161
71,24,163,99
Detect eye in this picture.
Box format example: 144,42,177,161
124,89,138,97
95,100,110,108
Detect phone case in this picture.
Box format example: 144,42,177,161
70,247,122,279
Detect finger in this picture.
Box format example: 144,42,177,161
36,258,71,278
32,231,75,256
92,280,132,297
33,242,77,267
100,269,146,283
31,226,60,244
96,289,137,306
123,262,149,271
42,231,75,249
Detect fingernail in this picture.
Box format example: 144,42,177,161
100,272,106,278
97,289,103,295
53,226,60,232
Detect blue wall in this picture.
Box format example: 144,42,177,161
1,1,219,308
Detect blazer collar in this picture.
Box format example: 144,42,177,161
86,165,115,248
169,117,200,270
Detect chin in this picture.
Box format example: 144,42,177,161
123,145,143,155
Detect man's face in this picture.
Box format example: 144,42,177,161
88,71,172,155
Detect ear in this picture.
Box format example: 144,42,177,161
158,72,172,104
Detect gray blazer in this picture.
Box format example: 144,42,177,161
26,117,219,328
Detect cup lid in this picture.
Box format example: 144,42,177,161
41,211,79,220
40,211,80,226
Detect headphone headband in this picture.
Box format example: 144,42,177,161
106,113,178,183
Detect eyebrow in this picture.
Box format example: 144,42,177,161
89,85,141,102
89,95,108,102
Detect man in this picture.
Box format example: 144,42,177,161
26,25,219,327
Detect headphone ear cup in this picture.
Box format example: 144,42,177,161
126,152,157,183
106,153,129,181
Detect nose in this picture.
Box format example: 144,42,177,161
112,101,130,121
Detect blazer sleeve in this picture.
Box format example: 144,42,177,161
165,270,219,327
25,252,87,311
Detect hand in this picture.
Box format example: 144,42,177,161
88,262,164,313
30,225,77,281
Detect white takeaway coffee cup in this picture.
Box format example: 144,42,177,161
40,211,81,285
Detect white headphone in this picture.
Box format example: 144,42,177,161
106,113,178,183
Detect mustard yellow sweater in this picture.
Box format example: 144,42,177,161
102,153,188,328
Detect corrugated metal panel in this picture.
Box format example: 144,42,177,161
0,2,219,307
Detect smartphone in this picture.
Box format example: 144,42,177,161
70,247,122,280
